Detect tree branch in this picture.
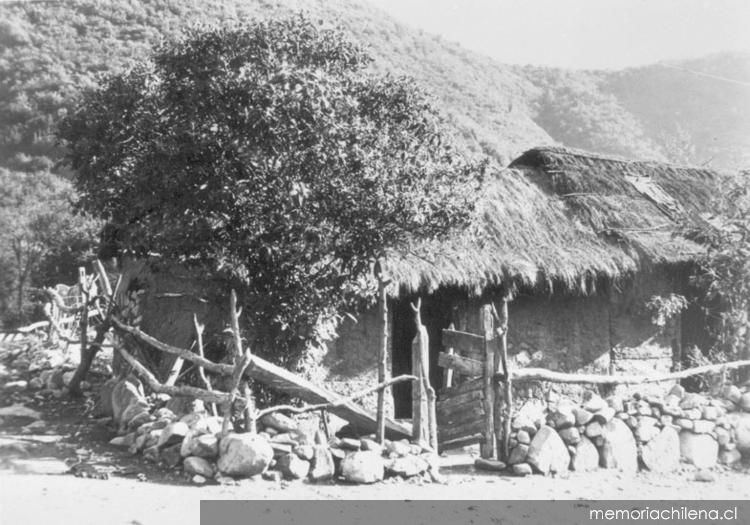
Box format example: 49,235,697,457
254,374,418,420
507,360,750,385
116,343,230,405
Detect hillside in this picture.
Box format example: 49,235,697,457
0,0,747,174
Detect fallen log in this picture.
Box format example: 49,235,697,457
505,360,750,385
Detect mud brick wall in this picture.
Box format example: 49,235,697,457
317,307,395,417
504,293,611,374
608,268,682,380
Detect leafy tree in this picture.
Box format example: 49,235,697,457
59,16,484,365
690,171,750,367
0,169,99,327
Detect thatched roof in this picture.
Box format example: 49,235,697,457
386,147,723,296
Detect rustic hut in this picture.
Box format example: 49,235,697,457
115,146,723,420
324,147,723,416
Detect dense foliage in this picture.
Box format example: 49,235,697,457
691,172,750,362
0,169,99,327
59,16,484,364
0,0,747,175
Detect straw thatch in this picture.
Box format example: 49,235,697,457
386,147,724,296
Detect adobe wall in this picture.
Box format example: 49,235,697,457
315,306,395,418
320,267,685,414
608,267,682,389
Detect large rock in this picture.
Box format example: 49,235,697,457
641,427,680,473
599,419,638,473
309,445,335,481
558,427,581,445
180,430,219,458
526,425,569,475
386,455,429,478
474,458,507,471
737,392,750,412
260,413,298,433
157,422,189,449
508,444,529,465
719,449,742,466
679,393,708,410
217,432,274,477
276,452,311,480
550,407,576,430
161,443,183,468
635,417,659,443
513,401,546,432
184,456,215,478
583,393,607,413
722,385,742,405
340,451,384,484
571,436,599,472
97,378,118,417
585,421,604,438
186,415,223,435
111,378,148,425
679,431,718,468
732,412,750,454
573,408,594,426
165,397,205,416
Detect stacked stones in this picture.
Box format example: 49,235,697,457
502,383,750,477
103,378,442,485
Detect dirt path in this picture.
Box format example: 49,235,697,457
3,461,750,525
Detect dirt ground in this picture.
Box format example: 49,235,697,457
1,340,749,525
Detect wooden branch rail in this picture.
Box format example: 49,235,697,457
117,343,230,405
254,374,418,420
42,303,81,344
193,314,217,416
112,318,229,375
503,360,750,385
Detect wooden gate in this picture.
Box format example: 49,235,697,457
436,304,509,459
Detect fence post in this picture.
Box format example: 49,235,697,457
411,325,429,444
495,295,512,461
480,304,496,459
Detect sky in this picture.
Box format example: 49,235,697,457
366,0,750,69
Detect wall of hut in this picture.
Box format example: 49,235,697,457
322,267,687,416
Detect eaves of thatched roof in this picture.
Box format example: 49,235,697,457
386,146,724,297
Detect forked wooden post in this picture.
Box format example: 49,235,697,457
411,298,436,448
480,305,496,459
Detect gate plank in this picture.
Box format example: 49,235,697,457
436,402,484,427
438,352,483,377
436,388,483,413
441,329,486,361
441,377,484,396
438,418,485,441
439,433,484,450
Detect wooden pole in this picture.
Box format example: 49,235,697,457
495,296,512,462
228,290,255,433
480,304,496,459
376,269,389,444
193,314,217,417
